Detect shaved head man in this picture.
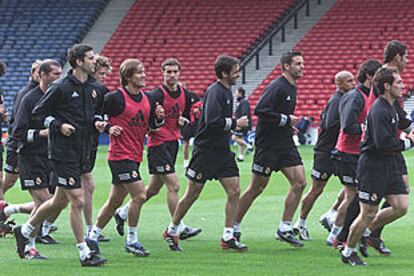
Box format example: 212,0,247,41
293,71,355,240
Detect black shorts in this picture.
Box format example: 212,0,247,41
108,160,142,184
311,151,336,181
50,160,82,189
252,146,303,177
332,151,359,186
18,154,51,191
4,149,19,174
181,124,197,141
82,148,98,174
233,127,249,138
148,141,179,174
186,147,239,184
397,152,408,175
357,154,407,206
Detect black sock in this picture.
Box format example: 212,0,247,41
337,195,360,242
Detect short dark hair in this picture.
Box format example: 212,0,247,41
162,58,181,70
119,58,144,87
39,59,61,75
384,40,407,64
357,59,382,83
280,51,302,71
237,87,246,97
214,55,239,79
67,44,93,68
374,67,399,95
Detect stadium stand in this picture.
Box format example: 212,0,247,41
248,0,414,124
0,0,109,113
101,0,295,96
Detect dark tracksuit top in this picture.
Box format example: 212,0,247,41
314,90,344,152
361,97,413,158
90,78,110,151
13,86,48,156
235,96,252,130
32,71,104,164
194,81,236,150
335,83,370,156
254,75,297,151
6,80,38,151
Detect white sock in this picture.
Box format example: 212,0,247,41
183,159,189,168
327,224,342,241
363,228,372,237
77,242,91,261
247,143,253,149
329,209,338,222
118,202,130,220
42,220,53,237
168,223,179,236
342,246,355,258
21,223,34,239
297,218,307,228
279,221,292,232
4,205,20,216
89,226,102,241
238,154,244,160
127,226,138,244
177,220,186,234
234,222,241,233
331,224,342,236
222,227,234,241
25,237,36,252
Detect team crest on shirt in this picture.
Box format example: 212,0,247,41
196,173,203,181
264,167,271,175
68,177,76,186
131,170,138,178
35,177,42,185
370,193,377,202
165,164,171,172
321,173,328,180
92,89,97,98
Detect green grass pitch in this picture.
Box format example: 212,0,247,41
1,145,413,275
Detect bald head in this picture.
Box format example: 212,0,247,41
335,70,354,93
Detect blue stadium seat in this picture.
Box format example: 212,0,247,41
0,0,109,116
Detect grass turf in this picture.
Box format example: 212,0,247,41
1,145,413,275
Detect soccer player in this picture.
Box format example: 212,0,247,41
293,71,355,240
232,87,253,162
10,60,62,258
114,58,201,240
1,60,41,199
341,67,414,266
326,59,382,246
163,55,249,252
234,51,306,247
82,55,112,242
86,58,164,258
13,44,106,266
335,40,411,255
